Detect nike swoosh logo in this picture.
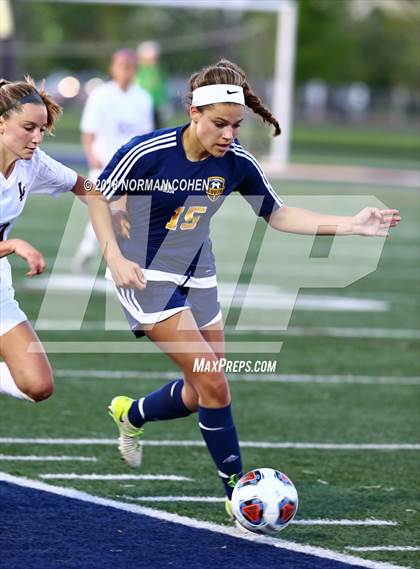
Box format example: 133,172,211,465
227,90,239,95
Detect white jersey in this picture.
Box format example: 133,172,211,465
0,148,77,291
80,80,154,167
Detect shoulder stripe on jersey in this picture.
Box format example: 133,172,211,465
229,144,283,207
107,130,176,183
101,130,177,192
231,142,278,195
102,140,177,199
100,130,177,195
103,139,178,199
231,144,283,207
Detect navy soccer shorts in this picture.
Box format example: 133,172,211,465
115,281,222,336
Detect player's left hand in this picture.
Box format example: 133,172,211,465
111,210,131,239
353,207,401,237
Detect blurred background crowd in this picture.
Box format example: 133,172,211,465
0,0,418,164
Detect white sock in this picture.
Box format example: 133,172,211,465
0,361,34,401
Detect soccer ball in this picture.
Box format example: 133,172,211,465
231,468,298,535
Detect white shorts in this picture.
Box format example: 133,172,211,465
0,288,27,336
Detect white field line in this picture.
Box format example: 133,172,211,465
0,438,419,451
121,496,398,528
347,547,420,552
31,340,282,354
25,277,390,312
54,369,420,386
346,545,420,551
0,472,409,569
33,320,420,340
228,326,420,340
39,473,192,481
122,495,225,503
293,520,397,527
0,454,96,462
261,161,420,189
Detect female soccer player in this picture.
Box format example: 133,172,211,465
87,59,400,508
0,77,88,402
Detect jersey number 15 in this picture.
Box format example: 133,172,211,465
165,206,207,231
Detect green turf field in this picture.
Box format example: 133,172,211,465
1,147,419,567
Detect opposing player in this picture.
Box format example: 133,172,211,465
87,59,400,510
0,77,88,402
72,48,154,272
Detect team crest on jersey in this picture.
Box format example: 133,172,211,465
206,176,225,202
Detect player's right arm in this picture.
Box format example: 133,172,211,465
87,189,146,289
0,239,45,277
90,133,156,288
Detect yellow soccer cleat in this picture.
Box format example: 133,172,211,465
225,497,234,521
108,396,144,468
225,472,240,520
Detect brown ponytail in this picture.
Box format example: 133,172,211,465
184,59,281,137
0,75,62,133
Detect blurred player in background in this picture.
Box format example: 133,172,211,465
87,59,400,514
72,48,154,272
136,41,168,129
0,77,88,402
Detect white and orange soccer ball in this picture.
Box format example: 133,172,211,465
231,468,298,535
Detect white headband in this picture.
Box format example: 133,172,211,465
192,84,245,107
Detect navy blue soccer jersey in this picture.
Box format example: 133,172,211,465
98,126,283,285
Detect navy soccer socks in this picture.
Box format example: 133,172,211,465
198,404,243,499
127,383,242,499
128,379,192,427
